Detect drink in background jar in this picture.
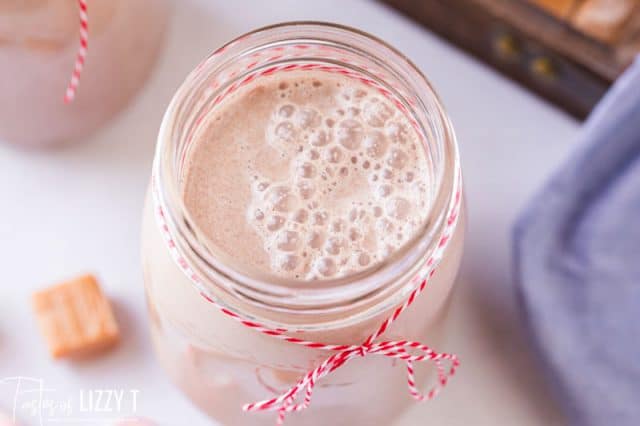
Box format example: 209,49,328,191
0,0,169,147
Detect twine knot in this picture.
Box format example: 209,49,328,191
242,331,460,425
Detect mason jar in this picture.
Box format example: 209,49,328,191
0,0,169,147
141,22,465,426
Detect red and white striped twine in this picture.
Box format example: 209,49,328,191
152,48,463,425
64,0,88,103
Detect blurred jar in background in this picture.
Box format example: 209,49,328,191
0,0,169,148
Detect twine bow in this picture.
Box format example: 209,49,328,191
239,274,460,425
246,339,459,426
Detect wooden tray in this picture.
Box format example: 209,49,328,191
381,0,640,119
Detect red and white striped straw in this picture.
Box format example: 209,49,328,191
64,0,88,103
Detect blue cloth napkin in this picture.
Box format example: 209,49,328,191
514,57,640,426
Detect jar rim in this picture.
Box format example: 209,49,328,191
152,21,462,328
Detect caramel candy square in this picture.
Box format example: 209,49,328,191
572,0,639,43
32,274,119,359
530,0,579,19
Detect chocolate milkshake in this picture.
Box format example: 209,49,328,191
183,71,433,282
142,23,465,426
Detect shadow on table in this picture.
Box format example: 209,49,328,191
450,262,567,425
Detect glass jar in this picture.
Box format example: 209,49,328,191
0,0,169,148
141,22,465,426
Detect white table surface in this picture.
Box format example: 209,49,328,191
0,1,580,425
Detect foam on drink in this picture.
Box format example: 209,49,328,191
183,71,432,280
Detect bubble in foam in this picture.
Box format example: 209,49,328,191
373,206,383,217
267,215,285,231
325,146,343,164
278,104,295,118
315,257,337,277
276,230,300,252
357,252,371,267
349,208,358,222
308,149,320,160
382,168,394,180
405,171,415,182
325,167,335,178
387,148,408,170
330,219,345,233
337,119,364,150
363,98,394,127
293,208,308,223
349,228,361,241
254,209,265,220
308,231,325,249
297,181,315,199
267,186,299,212
354,89,368,99
386,121,410,144
325,237,343,255
310,129,330,147
277,253,299,271
377,184,393,198
377,218,395,233
275,121,296,142
342,87,368,102
256,181,270,192
298,162,316,178
363,131,388,158
313,211,328,226
347,107,360,117
297,108,321,129
386,197,411,220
